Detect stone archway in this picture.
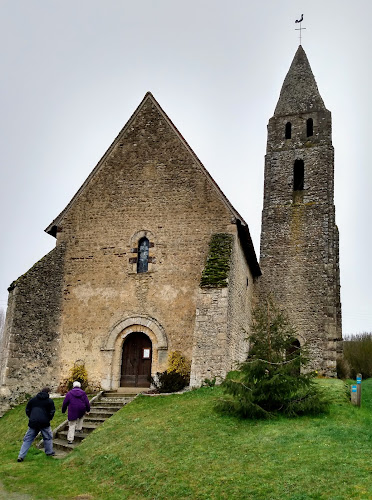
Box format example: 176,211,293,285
286,338,301,376
100,315,168,390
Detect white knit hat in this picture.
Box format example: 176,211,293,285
73,381,81,388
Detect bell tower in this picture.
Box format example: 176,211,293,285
259,46,342,375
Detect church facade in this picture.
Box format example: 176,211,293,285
0,46,342,411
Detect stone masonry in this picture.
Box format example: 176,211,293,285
0,245,65,408
0,93,260,413
259,46,342,375
0,46,342,413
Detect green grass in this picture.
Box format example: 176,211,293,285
0,380,372,499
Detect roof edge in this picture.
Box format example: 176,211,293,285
236,220,261,277
45,92,245,236
45,92,156,235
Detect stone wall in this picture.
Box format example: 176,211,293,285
190,286,230,386
0,94,260,399
190,232,256,386
0,245,65,414
259,106,342,375
45,95,246,389
227,231,256,368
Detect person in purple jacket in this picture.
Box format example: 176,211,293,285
62,381,90,444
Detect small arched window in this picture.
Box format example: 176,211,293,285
293,160,304,191
306,118,313,137
137,237,149,273
285,122,292,139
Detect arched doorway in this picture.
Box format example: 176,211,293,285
286,339,301,376
120,332,152,387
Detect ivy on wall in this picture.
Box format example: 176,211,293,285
200,233,233,288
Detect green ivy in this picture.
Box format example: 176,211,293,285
200,234,233,288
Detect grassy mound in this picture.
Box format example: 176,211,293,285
0,379,371,499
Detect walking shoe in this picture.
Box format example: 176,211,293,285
46,452,56,456
17,457,23,462
68,441,73,444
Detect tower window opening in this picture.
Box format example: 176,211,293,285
137,237,149,273
293,160,304,191
285,122,292,139
306,118,313,137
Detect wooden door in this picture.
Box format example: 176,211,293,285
121,332,152,387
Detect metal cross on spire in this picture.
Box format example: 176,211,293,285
295,14,306,44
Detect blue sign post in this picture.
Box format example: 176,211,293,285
350,385,358,406
351,373,362,406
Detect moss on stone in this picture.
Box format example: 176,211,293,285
200,234,233,288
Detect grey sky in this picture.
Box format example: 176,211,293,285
0,1,371,335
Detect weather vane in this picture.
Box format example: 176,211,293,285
295,14,306,44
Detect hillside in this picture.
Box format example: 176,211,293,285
0,380,371,499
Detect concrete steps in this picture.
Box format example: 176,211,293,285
39,389,144,457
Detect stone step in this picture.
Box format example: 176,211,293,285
84,415,107,423
109,387,149,393
56,430,89,442
87,411,116,419
44,393,136,456
51,449,69,459
53,438,77,452
103,389,146,396
81,422,101,432
90,404,121,411
91,402,123,409
98,398,133,404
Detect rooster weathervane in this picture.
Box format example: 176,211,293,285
295,14,306,44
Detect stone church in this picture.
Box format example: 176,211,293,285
0,46,342,411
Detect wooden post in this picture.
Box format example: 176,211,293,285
351,373,362,407
350,385,358,406
356,373,362,407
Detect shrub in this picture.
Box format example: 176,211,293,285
167,351,191,380
151,351,191,393
202,377,217,387
343,333,372,379
336,357,351,380
217,299,329,419
151,371,188,393
58,361,89,394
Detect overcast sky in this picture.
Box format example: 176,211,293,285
0,1,371,336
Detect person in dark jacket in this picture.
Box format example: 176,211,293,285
17,387,55,462
62,381,90,444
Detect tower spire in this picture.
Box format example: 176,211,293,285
274,45,326,116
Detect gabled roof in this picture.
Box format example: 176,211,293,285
274,45,327,116
45,92,261,277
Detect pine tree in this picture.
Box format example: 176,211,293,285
217,299,329,418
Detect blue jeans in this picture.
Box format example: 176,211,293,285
18,426,54,459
